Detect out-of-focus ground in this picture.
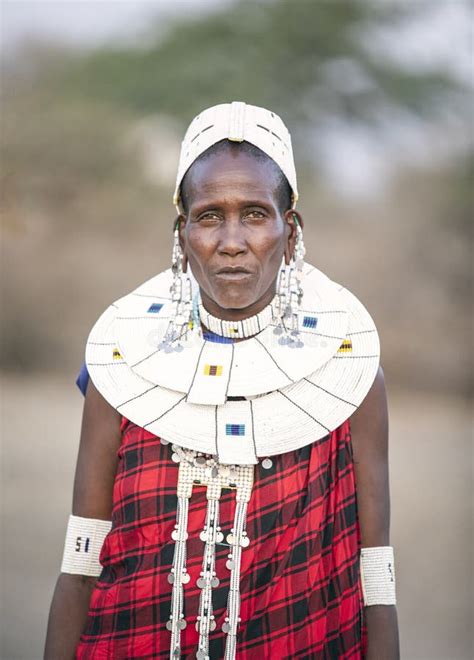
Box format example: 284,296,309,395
1,375,471,660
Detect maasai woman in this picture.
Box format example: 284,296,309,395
45,102,399,659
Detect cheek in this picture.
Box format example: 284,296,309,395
185,228,212,259
256,225,287,259
183,230,216,282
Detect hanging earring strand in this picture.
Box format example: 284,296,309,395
274,214,306,348
160,219,195,352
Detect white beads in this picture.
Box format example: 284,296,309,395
198,296,277,339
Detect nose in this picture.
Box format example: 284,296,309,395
217,217,247,257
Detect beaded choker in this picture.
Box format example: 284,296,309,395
198,297,276,339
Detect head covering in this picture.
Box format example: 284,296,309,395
173,101,298,211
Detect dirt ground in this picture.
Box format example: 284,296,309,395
1,373,472,660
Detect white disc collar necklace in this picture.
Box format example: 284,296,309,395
85,262,380,465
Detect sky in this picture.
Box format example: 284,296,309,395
2,0,471,75
1,0,233,54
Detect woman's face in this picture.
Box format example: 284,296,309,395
179,148,300,321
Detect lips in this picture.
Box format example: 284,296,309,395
215,267,252,275
214,267,253,280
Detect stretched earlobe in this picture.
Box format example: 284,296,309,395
175,215,188,272
283,210,304,264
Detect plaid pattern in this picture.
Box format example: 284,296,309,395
76,417,366,659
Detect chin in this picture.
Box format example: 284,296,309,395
208,279,258,310
213,291,255,311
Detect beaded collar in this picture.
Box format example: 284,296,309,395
87,262,379,463
198,296,277,339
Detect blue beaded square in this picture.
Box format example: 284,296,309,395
302,316,318,329
225,424,245,436
147,303,164,314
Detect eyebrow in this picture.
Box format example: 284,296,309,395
191,199,273,213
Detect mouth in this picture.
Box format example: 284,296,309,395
215,267,253,281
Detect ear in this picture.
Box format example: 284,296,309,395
175,214,188,272
283,210,304,265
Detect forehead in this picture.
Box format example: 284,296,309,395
183,148,280,207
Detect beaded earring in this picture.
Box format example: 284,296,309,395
159,219,196,352
274,214,306,348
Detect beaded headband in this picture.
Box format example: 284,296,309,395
173,101,298,212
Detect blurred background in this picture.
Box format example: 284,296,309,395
1,1,472,658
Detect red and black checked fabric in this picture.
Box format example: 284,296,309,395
76,417,366,659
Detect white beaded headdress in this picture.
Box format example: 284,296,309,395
173,101,298,211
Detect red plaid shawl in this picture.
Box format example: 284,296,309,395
76,417,366,659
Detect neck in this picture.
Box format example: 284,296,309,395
199,285,276,322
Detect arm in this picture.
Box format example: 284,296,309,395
350,367,400,660
44,379,122,659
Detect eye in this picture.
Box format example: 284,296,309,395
244,209,266,221
196,211,221,224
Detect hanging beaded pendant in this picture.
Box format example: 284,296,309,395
166,444,254,660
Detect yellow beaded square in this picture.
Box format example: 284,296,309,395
203,364,223,376
337,339,353,353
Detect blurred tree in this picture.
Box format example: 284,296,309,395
56,0,461,154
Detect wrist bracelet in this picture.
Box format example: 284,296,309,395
60,514,112,577
360,545,396,606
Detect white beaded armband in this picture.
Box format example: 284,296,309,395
60,514,112,577
360,546,396,606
